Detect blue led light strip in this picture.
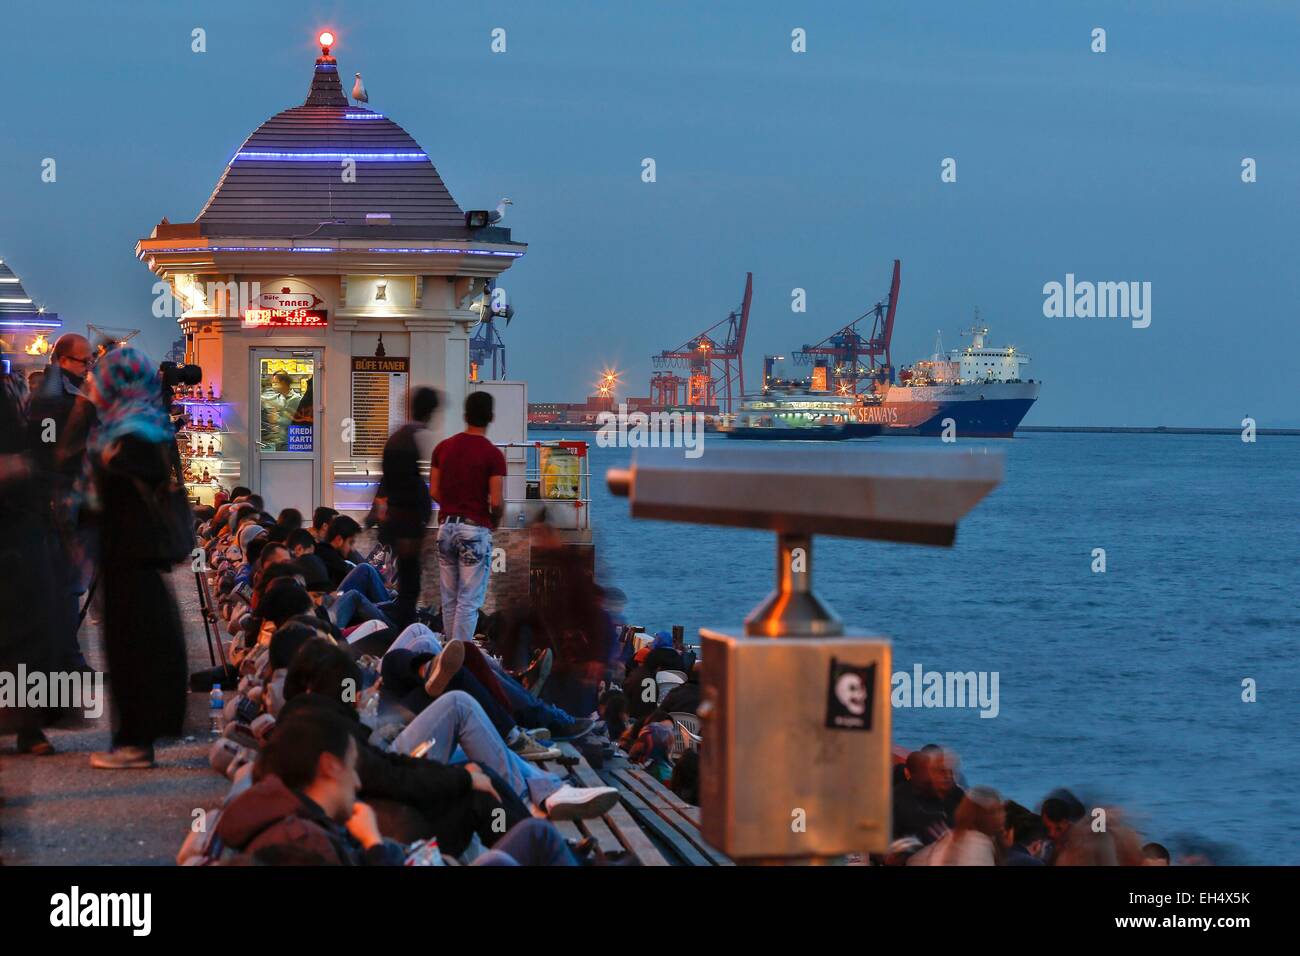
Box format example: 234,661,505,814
345,113,385,120
145,246,524,257
234,150,426,161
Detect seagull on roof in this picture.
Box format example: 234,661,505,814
352,72,368,103
489,198,513,224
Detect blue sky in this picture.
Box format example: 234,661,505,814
2,1,1297,425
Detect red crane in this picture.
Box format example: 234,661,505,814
794,260,900,394
649,371,688,407
651,272,752,415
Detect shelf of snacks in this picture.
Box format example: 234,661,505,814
174,381,233,506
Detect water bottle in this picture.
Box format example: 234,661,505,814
209,684,224,736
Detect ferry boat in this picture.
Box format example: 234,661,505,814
720,387,883,441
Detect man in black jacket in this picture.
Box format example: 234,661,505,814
892,746,966,844
375,387,438,628
280,641,530,855
217,710,407,865
28,334,97,672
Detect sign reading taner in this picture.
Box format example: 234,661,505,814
350,356,410,457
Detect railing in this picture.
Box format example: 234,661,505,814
331,439,591,532
500,439,591,532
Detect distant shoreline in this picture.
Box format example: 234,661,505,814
1018,425,1300,436
527,423,1300,437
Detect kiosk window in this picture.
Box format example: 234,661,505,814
258,357,315,452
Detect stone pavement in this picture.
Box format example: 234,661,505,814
0,568,229,865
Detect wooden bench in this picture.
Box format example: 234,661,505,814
539,745,670,866
603,764,733,866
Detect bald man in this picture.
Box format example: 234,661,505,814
30,333,94,477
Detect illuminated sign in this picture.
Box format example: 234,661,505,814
260,289,324,311
243,308,328,329
352,357,410,374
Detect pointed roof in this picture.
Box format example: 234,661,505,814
0,256,60,328
0,258,36,314
195,53,466,235
0,258,41,314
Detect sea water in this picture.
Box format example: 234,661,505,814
564,430,1300,864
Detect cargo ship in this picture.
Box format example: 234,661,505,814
788,261,1039,439
855,324,1039,438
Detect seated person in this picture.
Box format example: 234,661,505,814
215,710,407,865
215,710,580,867
1003,800,1047,866
274,508,303,533
282,639,619,832
311,506,339,543
626,710,675,782
286,527,318,560
892,746,965,844
381,641,554,760
658,661,701,714
597,689,630,741
316,516,395,606
625,643,685,723
382,626,593,741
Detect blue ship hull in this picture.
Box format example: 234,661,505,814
902,397,1038,438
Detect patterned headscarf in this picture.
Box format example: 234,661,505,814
86,346,173,459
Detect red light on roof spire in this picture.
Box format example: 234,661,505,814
318,31,335,55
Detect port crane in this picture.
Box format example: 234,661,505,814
469,281,512,381
651,272,751,414
793,260,901,394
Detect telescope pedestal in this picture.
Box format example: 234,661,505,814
698,627,892,860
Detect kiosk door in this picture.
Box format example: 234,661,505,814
250,348,321,515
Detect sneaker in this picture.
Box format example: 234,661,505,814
521,648,553,694
510,734,561,762
544,785,620,821
423,640,465,699
527,727,552,742
90,745,154,769
553,717,596,741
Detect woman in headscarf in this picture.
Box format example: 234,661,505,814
83,347,188,769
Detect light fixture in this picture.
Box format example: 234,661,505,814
318,31,335,55
374,334,386,358
374,279,387,302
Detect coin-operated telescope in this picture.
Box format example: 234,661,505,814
607,446,1002,860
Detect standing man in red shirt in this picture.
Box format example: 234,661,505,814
430,391,507,643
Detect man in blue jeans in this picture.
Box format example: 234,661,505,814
430,391,507,644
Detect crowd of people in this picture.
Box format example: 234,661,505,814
2,346,1181,866
1,337,184,764
883,744,1174,867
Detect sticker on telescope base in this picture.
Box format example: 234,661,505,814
826,659,875,731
